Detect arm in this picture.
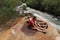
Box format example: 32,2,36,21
32,21,40,29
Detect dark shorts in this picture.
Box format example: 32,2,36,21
26,21,33,29
27,25,38,31
27,26,33,30
26,21,37,31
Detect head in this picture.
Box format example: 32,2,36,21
33,16,36,20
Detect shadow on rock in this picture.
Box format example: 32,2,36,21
21,22,37,36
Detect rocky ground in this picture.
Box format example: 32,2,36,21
0,16,60,40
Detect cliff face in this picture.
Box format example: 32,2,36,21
0,17,60,40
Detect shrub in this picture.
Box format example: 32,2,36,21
0,0,22,25
26,0,60,16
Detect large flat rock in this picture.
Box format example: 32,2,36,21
11,17,60,40
0,17,60,40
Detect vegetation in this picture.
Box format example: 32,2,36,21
0,0,60,30
22,5,27,10
0,0,60,25
26,0,60,16
0,0,23,25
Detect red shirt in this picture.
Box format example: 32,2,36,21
29,18,35,26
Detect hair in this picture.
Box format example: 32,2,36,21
33,16,36,20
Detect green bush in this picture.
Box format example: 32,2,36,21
22,5,27,10
26,0,41,9
0,0,22,25
41,0,60,16
26,0,60,16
